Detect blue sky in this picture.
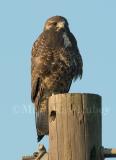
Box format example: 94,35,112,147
0,0,116,159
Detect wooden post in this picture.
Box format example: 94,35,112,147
21,93,116,160
48,93,102,160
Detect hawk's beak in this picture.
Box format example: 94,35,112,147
56,21,65,31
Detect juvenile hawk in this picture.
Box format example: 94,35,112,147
31,16,83,141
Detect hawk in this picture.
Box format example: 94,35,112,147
31,16,83,142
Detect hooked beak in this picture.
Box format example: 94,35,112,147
56,21,65,31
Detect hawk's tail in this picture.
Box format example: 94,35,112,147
35,98,49,142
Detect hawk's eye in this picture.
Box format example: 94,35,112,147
52,22,57,26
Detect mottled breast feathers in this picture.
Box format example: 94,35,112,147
31,30,82,103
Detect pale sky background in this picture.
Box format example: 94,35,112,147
0,0,116,160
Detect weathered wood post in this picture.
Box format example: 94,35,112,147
21,93,116,160
48,93,102,160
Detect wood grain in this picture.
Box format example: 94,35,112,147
48,93,102,160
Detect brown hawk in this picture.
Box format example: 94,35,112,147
31,16,83,141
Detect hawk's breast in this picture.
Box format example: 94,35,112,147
62,32,72,48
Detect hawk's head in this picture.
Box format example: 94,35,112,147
44,16,69,32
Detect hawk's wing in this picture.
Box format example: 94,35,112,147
31,39,40,103
69,32,83,80
31,33,50,140
31,33,45,104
